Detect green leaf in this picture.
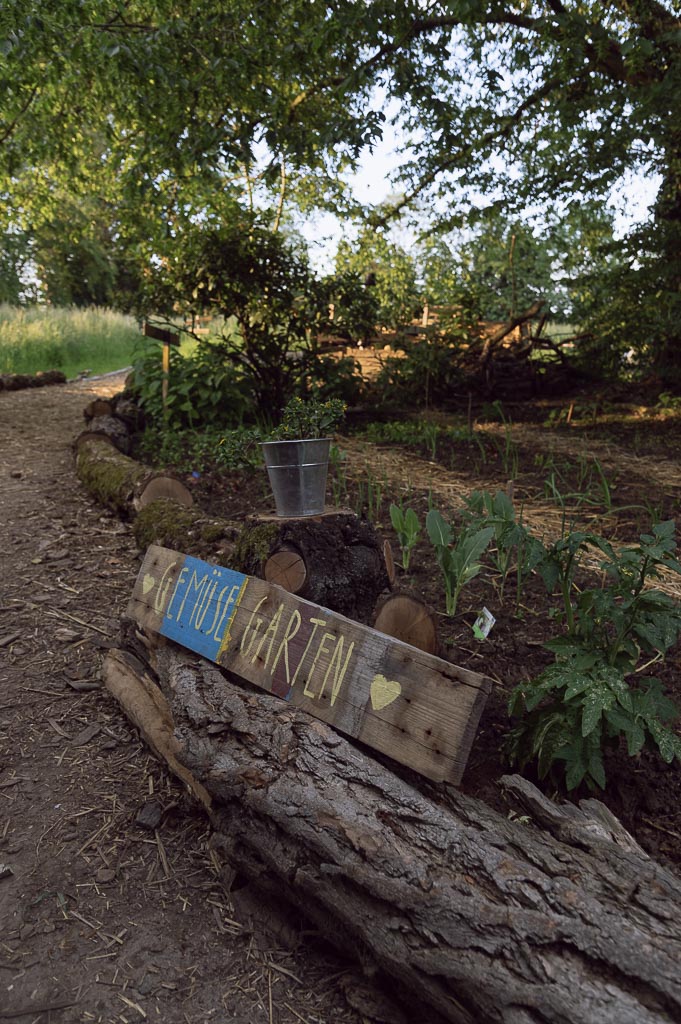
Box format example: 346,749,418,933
426,508,452,548
389,503,403,531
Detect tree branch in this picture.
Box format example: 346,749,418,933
378,74,564,222
0,85,39,147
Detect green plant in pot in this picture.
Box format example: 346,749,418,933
261,396,346,517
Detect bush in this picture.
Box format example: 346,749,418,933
128,336,254,430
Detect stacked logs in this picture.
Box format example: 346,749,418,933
0,369,66,391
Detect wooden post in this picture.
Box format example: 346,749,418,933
142,322,180,414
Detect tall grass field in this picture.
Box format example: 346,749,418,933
0,305,142,379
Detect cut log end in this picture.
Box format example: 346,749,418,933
263,546,307,594
136,475,194,510
373,592,439,655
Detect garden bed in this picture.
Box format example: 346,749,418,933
133,400,681,873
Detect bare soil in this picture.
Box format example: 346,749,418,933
0,375,373,1024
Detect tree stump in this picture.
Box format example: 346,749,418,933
103,640,681,1024
236,511,390,624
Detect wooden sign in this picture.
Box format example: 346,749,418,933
142,322,180,345
127,545,492,784
142,323,179,410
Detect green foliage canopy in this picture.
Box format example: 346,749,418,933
2,1,679,378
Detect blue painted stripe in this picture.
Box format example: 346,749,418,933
160,555,247,662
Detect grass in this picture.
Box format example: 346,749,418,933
0,305,144,379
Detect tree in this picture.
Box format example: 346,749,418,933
335,227,420,329
145,220,335,416
0,0,378,293
419,203,620,324
2,2,679,380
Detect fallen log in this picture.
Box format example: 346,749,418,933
75,435,193,517
0,369,67,391
103,640,681,1024
76,413,132,454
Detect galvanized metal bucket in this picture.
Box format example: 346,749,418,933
260,438,331,517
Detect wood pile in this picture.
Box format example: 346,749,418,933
0,369,66,391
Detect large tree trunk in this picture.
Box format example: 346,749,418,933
103,640,681,1024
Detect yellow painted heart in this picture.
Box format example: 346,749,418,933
370,673,401,712
142,573,156,595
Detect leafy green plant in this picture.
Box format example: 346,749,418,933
269,396,346,440
389,503,421,570
464,489,543,601
508,520,681,791
137,425,262,474
536,530,591,632
129,336,252,430
426,509,494,616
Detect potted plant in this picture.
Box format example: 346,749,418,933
261,396,346,517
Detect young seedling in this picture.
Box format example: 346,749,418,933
426,509,494,616
389,503,421,570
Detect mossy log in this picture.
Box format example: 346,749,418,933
75,435,193,518
132,499,241,562
103,641,681,1024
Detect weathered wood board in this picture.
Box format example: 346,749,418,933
142,322,180,345
127,545,492,783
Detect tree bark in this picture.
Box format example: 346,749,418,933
103,641,681,1024
237,512,390,623
75,414,132,454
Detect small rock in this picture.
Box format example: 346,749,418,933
135,800,163,831
95,867,117,884
137,974,156,995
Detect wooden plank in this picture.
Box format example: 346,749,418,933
126,545,492,784
142,322,180,345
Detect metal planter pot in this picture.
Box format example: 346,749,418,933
261,438,331,517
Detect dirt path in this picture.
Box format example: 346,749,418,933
0,377,365,1024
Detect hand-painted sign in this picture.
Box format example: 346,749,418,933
127,545,492,784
